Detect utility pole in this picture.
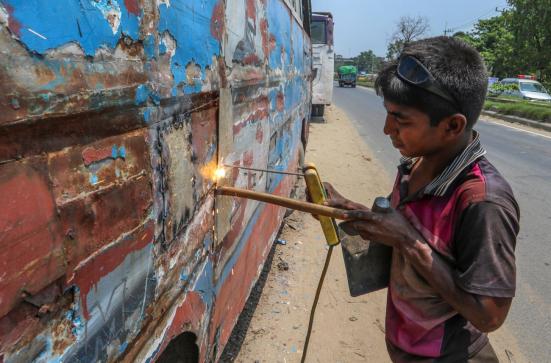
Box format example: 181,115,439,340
443,21,451,36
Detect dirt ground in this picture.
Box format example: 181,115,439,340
226,105,527,363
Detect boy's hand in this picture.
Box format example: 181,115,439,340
322,183,368,210
343,208,421,248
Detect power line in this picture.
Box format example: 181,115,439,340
443,5,502,34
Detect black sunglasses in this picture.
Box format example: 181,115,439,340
397,55,461,111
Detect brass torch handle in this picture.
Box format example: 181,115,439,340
216,186,350,220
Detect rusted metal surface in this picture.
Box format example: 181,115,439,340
0,0,311,361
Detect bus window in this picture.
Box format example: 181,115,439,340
311,20,327,44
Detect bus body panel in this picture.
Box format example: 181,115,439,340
0,0,311,361
311,13,334,111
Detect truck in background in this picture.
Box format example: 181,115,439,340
0,0,312,361
310,12,334,118
338,65,357,88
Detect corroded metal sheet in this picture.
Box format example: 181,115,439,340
0,0,311,361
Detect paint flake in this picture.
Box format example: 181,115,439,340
90,0,122,35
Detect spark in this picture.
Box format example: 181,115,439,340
214,166,226,181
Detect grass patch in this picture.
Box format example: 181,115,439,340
356,79,374,88
484,99,551,123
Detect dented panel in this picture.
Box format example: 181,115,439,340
0,0,311,361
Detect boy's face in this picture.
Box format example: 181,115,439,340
383,100,450,158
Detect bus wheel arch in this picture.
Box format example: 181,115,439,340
156,331,199,363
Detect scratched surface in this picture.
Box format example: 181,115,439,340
0,0,311,362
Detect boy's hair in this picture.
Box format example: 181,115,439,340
375,36,488,129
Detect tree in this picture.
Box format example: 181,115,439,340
466,14,515,78
355,50,382,73
507,0,551,85
386,16,430,60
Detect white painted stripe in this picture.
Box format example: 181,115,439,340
481,119,551,140
27,28,47,40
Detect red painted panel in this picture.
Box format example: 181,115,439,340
60,176,153,276
48,130,150,204
0,160,64,319
69,221,154,319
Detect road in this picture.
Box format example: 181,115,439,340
333,84,551,363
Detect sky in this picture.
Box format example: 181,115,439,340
311,0,509,57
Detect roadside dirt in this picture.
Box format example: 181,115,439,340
225,105,528,363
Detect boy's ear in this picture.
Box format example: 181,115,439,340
441,113,467,138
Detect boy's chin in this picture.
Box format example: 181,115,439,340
397,148,413,157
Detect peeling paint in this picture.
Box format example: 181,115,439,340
0,0,312,361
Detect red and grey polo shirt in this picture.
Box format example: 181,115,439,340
386,132,520,362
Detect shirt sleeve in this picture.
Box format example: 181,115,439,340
453,201,519,297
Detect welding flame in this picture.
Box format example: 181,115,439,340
214,166,226,180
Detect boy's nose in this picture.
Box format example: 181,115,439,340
383,115,395,136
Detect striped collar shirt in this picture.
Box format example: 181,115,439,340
398,131,487,197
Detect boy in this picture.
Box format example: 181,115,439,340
325,37,520,362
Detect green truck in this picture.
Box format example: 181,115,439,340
338,65,357,88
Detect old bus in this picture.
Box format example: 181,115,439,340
0,0,312,361
310,11,334,118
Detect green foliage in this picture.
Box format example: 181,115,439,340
507,0,551,84
457,1,551,85
469,14,516,78
485,99,551,122
334,50,383,74
356,79,375,88
386,39,405,61
355,50,382,73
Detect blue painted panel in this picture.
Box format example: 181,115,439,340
3,0,140,56
158,0,221,95
267,0,291,69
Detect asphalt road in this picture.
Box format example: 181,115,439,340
332,84,551,363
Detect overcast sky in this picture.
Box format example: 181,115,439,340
311,0,509,57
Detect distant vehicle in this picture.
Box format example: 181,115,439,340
311,12,335,118
338,65,358,88
500,75,551,102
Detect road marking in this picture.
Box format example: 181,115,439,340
482,119,551,140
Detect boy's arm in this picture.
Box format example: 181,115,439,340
399,234,512,332
345,201,518,332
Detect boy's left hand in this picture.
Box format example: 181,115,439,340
343,208,421,248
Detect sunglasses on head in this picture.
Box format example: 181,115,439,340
397,55,461,111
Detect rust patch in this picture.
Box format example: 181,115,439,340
48,129,150,203
124,0,140,16
0,303,42,354
210,0,225,41
60,176,153,276
5,4,21,36
276,92,284,112
255,123,263,142
260,19,270,57
151,292,205,361
191,108,217,165
246,0,256,20
81,146,113,167
242,53,260,65
0,106,145,163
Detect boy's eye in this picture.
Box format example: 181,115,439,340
394,116,408,125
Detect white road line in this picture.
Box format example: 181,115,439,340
481,119,551,140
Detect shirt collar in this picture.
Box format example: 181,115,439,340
398,131,486,197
